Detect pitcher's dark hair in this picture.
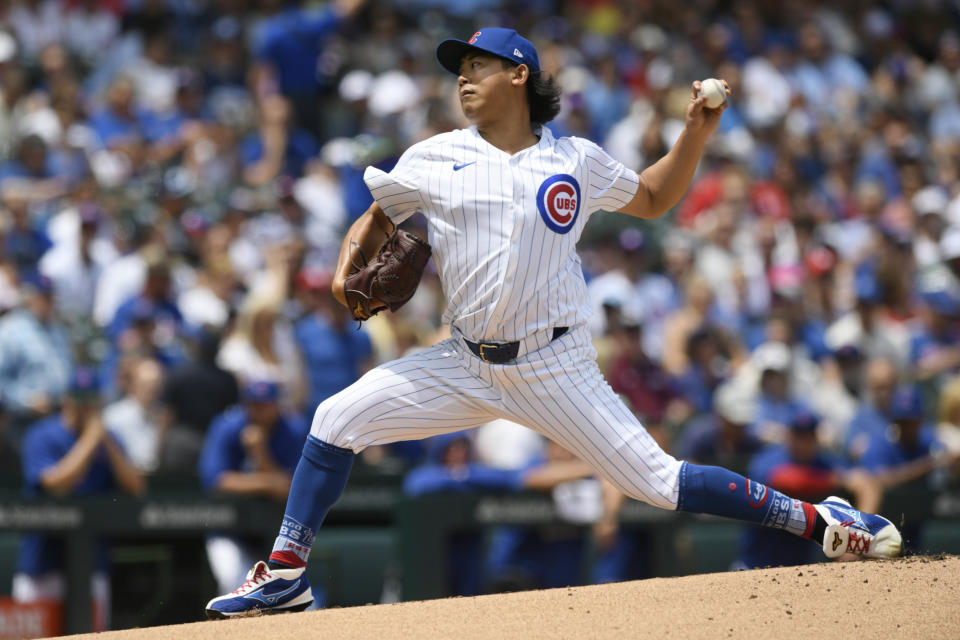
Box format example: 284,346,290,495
502,60,562,125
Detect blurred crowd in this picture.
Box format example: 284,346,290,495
3,0,960,604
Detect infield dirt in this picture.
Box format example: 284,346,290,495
68,554,958,640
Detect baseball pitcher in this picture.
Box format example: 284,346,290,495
206,28,901,618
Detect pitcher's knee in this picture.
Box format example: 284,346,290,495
615,457,683,511
309,399,362,451
622,485,679,511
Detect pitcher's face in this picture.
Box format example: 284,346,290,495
457,53,523,124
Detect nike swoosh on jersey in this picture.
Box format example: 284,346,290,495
453,161,476,171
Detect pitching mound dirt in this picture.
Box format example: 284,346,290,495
70,555,958,640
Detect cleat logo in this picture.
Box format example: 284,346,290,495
832,531,843,552
828,504,868,532
244,579,301,606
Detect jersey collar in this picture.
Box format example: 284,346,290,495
468,124,552,158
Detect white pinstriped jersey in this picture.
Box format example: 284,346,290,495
364,125,640,343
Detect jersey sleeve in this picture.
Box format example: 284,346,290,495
363,144,428,225
577,138,640,214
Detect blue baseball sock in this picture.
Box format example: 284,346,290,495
269,436,354,568
676,462,817,538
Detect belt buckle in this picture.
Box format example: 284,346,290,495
478,343,499,363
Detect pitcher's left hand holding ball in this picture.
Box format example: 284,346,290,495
685,79,731,138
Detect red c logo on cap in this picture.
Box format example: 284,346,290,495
468,31,481,44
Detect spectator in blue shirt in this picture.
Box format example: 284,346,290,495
0,134,51,181
0,133,74,202
583,56,631,141
860,387,943,479
250,0,367,133
198,380,309,594
86,75,153,150
240,95,318,186
749,341,805,443
142,69,215,164
859,386,957,549
293,267,371,423
108,259,183,343
736,410,866,570
674,327,735,415
13,367,144,630
99,256,186,399
251,2,341,97
681,381,764,477
789,21,868,119
202,16,248,93
404,433,528,498
2,192,52,278
910,290,960,385
0,274,71,443
845,357,897,462
405,433,596,596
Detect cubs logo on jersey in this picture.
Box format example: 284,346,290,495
364,127,640,341
537,174,581,234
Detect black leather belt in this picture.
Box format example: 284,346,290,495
465,327,568,364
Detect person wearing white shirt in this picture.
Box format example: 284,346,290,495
103,358,165,473
40,203,116,319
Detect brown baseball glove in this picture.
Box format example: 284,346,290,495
343,229,432,322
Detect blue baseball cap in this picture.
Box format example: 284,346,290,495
854,269,881,304
436,28,540,76
787,408,820,434
242,380,280,404
20,271,53,296
890,386,923,422
68,366,99,399
425,431,472,462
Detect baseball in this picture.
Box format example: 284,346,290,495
699,78,726,109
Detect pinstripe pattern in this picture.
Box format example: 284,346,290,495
310,326,682,508
363,127,640,343
340,126,682,507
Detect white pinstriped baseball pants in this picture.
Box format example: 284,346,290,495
310,324,683,510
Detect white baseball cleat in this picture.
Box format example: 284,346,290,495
815,496,902,559
205,561,313,619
